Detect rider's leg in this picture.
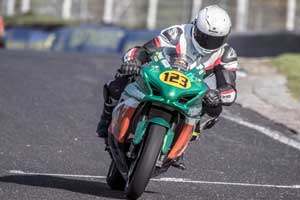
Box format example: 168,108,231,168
191,104,222,141
96,76,130,138
202,103,222,122
172,105,222,170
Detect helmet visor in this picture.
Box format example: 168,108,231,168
194,27,227,50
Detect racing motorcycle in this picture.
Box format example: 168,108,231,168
106,48,209,199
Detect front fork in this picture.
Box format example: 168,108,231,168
130,116,197,162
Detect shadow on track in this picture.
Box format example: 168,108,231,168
0,175,126,199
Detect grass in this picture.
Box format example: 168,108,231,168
3,13,79,27
271,54,300,100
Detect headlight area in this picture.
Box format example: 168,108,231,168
137,76,161,97
178,94,203,106
187,106,202,117
178,94,204,117
178,95,196,104
135,77,150,95
124,82,146,101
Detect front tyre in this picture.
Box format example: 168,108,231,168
126,124,166,199
106,160,126,191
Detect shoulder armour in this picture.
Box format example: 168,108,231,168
160,25,183,45
222,45,237,63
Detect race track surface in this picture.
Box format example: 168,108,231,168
0,50,299,200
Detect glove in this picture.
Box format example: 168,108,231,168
120,60,141,76
203,89,222,107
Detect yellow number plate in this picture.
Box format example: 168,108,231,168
159,71,191,89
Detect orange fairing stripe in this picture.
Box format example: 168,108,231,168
168,124,193,159
117,107,136,143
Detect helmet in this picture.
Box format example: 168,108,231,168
192,5,232,53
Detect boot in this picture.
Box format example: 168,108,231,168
96,100,117,138
97,76,128,138
172,154,186,170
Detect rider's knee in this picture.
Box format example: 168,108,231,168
105,76,130,100
202,104,222,118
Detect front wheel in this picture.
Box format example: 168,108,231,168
126,124,166,199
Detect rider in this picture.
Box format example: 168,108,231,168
0,16,5,48
97,5,238,142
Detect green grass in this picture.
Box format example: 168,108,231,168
3,13,79,27
271,54,300,100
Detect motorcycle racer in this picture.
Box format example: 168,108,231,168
97,5,238,147
0,16,5,48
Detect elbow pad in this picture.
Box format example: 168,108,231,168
219,86,237,106
122,47,151,66
215,68,237,106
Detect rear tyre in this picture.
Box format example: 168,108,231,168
126,124,166,199
106,160,126,191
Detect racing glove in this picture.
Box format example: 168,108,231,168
120,60,141,76
203,89,222,107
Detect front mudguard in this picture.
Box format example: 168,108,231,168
133,117,175,155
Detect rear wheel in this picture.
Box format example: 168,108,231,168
106,160,126,191
126,124,166,199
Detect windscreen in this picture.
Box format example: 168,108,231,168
162,48,194,71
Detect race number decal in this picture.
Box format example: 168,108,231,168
159,71,191,89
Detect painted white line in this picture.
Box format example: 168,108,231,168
222,113,300,151
152,178,300,189
8,170,300,189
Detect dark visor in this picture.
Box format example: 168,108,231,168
194,27,227,50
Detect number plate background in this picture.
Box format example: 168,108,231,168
159,71,191,89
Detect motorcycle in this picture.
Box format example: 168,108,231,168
106,48,209,199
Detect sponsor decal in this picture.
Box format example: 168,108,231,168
161,60,170,68
199,69,204,75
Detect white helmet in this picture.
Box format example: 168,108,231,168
192,5,232,53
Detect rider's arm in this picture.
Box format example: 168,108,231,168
122,46,151,65
215,45,238,106
122,25,183,65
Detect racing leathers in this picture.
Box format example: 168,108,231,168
97,24,238,138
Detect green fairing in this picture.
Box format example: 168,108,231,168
129,52,208,150
147,117,170,128
133,120,147,145
162,128,175,155
133,118,170,145
138,53,208,118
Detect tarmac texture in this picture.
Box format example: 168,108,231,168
0,50,299,200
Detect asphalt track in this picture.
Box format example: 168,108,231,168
0,50,299,200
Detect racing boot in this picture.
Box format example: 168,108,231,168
96,80,120,139
96,100,116,138
171,154,186,170
202,117,219,130
97,98,118,152
190,117,219,142
97,76,129,139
